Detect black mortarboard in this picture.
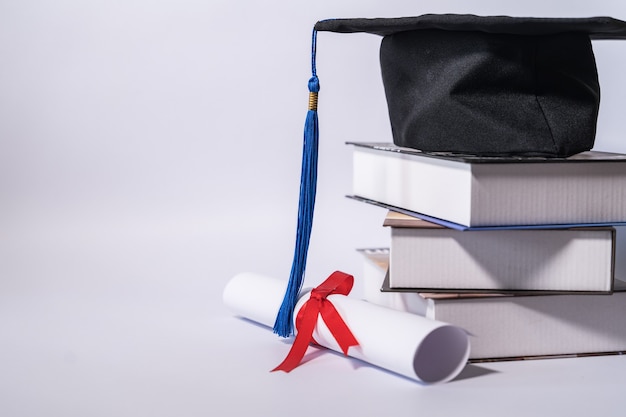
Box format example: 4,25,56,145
316,14,626,157
272,14,626,337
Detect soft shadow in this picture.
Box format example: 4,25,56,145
451,363,499,382
237,316,273,331
299,346,329,365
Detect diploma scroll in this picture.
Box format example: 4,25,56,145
223,272,470,384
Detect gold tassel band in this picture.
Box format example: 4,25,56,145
308,92,318,111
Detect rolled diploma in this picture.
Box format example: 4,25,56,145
223,272,470,384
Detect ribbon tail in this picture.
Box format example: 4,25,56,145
272,302,319,373
320,300,360,356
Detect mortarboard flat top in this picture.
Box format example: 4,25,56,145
314,14,626,39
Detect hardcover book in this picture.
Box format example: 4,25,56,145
348,142,626,229
420,283,626,361
383,211,616,293
368,254,626,362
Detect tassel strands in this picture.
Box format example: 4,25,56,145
273,29,320,337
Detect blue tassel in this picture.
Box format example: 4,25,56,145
273,30,320,337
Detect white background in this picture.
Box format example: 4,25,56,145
2,1,626,416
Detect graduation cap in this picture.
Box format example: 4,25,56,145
272,14,626,337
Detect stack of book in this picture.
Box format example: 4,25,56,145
350,142,626,362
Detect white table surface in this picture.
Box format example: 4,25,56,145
2,219,625,417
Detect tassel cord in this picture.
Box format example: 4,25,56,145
273,29,320,337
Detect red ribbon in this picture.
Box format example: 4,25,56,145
272,271,360,373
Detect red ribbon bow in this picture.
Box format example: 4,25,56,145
272,271,360,373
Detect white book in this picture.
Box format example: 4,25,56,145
360,249,626,361
349,142,626,229
422,287,626,361
384,211,615,293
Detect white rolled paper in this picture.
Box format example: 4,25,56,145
223,272,470,384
